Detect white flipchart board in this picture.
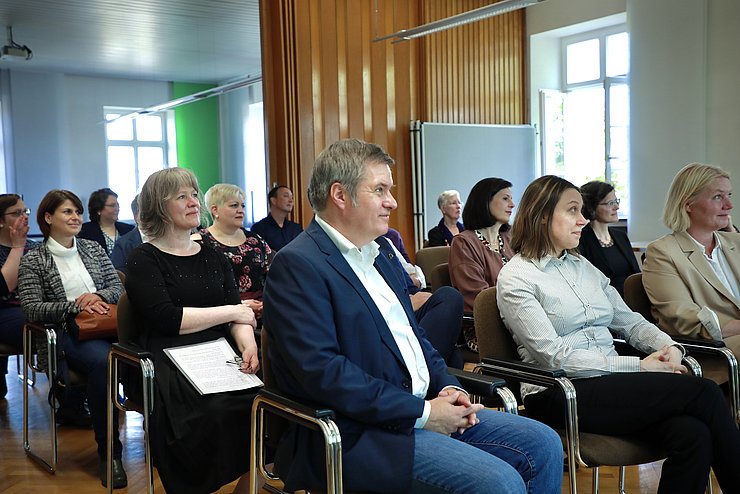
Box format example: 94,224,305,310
411,121,538,252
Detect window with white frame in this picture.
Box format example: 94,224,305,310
104,108,173,221
541,26,630,218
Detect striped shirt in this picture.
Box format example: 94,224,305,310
497,252,676,398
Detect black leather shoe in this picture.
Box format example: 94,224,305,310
100,458,128,489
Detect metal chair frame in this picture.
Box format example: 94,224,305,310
22,321,61,472
249,390,343,494
106,341,155,494
478,354,703,494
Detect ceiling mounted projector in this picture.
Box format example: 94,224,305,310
1,26,32,61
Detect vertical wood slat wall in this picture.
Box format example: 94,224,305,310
260,0,526,248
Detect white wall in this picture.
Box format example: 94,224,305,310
628,0,708,241
528,0,740,242
706,1,740,173
6,70,170,234
527,0,626,37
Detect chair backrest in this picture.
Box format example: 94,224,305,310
260,324,277,389
623,273,656,323
473,286,519,361
116,292,139,346
430,263,452,292
415,246,450,281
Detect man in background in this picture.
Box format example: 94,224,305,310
251,185,302,251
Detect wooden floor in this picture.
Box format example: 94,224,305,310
0,356,719,493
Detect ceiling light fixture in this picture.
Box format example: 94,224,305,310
110,74,262,122
373,0,545,44
1,26,33,61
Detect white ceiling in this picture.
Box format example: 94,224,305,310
0,0,262,84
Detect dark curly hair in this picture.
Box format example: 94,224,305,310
580,181,614,221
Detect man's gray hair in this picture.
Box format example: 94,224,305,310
307,138,394,212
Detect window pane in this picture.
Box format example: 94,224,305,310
107,146,137,217
106,116,133,141
609,84,629,127
563,86,605,186
606,32,629,77
566,39,600,84
540,90,566,177
135,115,163,142
138,147,164,186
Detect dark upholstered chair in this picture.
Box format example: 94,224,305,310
415,246,450,291
473,286,704,494
623,272,739,422
107,292,155,493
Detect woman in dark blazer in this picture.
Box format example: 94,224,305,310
578,181,640,297
78,188,134,257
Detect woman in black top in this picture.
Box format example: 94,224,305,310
126,168,258,494
579,181,640,297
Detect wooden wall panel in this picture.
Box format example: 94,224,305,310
260,0,420,244
260,0,526,250
419,0,526,125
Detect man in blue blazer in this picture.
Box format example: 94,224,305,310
263,139,562,494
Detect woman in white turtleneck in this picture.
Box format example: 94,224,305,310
18,189,127,489
449,177,516,314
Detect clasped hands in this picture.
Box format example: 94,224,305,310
424,388,484,436
75,293,110,314
640,345,687,374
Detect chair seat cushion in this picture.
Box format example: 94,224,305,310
561,430,666,467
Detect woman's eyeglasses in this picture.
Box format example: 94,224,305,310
3,208,31,218
599,199,620,208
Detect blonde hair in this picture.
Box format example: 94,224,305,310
204,183,245,222
663,163,730,232
138,168,204,240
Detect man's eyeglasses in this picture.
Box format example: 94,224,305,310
3,208,31,218
599,199,620,208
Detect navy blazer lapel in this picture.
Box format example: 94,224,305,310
305,220,407,366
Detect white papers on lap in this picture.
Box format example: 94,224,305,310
163,337,263,395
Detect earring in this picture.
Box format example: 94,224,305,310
215,214,219,219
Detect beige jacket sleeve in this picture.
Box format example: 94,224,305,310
643,232,740,339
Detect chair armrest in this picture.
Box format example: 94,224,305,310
671,336,726,349
481,357,566,377
25,321,58,334
447,368,505,397
111,342,152,361
258,388,335,420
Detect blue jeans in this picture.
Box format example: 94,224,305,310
59,330,122,459
411,409,563,494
